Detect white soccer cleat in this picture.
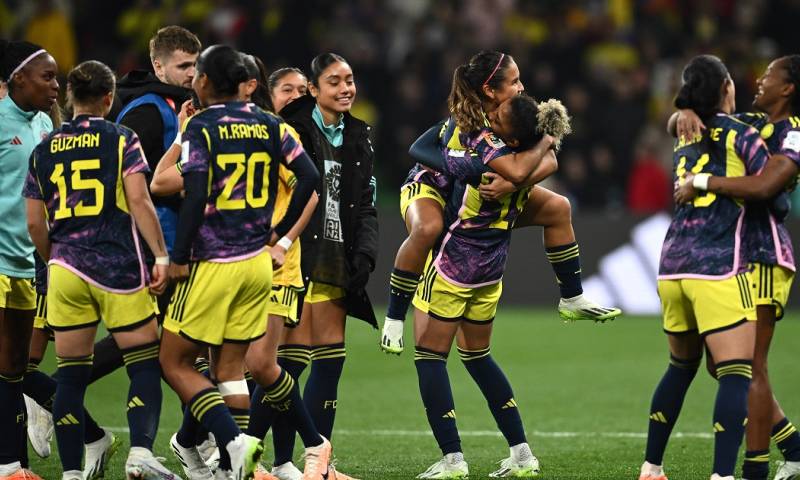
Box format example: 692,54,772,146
225,434,263,480
303,437,333,480
638,461,667,480
62,471,84,480
709,475,734,480
83,428,119,480
24,395,53,458
125,447,183,479
270,462,302,480
775,460,800,480
558,294,621,323
416,453,469,479
170,433,214,480
488,444,540,478
380,318,404,354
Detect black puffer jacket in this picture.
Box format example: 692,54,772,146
281,95,379,327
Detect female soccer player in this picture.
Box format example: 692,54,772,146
640,55,770,480
157,45,330,480
23,60,178,480
672,55,800,480
381,50,620,354
0,39,57,480
412,94,567,479
279,53,378,451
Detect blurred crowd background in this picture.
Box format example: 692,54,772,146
2,0,798,214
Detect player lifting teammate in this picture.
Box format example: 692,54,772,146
381,50,620,354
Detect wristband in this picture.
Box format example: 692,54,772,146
155,256,170,266
692,173,710,191
172,131,181,146
276,236,292,251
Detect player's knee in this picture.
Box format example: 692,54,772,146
409,218,443,249
548,194,572,221
245,348,278,381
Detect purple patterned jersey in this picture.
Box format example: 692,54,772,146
433,127,530,287
734,113,798,271
180,102,305,261
659,114,770,279
22,116,149,292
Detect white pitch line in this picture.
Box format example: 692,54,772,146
105,427,713,440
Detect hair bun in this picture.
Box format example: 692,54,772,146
536,98,572,149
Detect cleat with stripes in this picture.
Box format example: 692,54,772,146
489,445,539,478
380,318,404,354
416,453,468,479
25,394,53,458
84,428,120,480
775,460,800,480
558,294,621,323
170,433,213,480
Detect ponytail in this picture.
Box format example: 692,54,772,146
447,51,513,133
673,55,729,120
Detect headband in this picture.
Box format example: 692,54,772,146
482,53,505,88
9,49,46,80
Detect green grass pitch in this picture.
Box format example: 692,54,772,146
28,308,800,479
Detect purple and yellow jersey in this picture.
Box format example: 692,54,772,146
734,113,800,271
401,118,470,196
659,114,770,279
179,102,305,262
433,127,530,287
22,116,150,292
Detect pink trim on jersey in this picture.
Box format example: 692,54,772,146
204,246,268,264
49,259,146,294
658,208,746,281
413,169,427,182
768,214,796,272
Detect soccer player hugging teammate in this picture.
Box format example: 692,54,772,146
381,50,620,355
156,45,329,480
278,53,379,455
671,55,800,480
411,95,570,479
22,60,176,480
0,39,57,480
641,55,772,480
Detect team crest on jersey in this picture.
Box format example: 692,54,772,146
782,130,800,152
482,131,506,149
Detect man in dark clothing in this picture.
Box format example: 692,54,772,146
90,26,201,384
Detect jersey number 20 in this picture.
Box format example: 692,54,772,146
216,152,272,210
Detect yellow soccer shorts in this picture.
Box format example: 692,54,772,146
0,274,35,310
658,272,755,336
412,262,502,323
305,281,345,304
267,285,304,327
749,263,794,320
164,251,272,345
34,293,48,330
46,264,156,332
400,182,445,220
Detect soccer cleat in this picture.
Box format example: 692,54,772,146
558,294,621,323
775,460,800,480
84,428,120,480
125,447,183,479
328,464,360,480
380,318,404,354
488,453,540,477
638,461,667,480
416,453,469,479
270,462,302,480
302,437,332,480
708,475,734,480
24,394,53,458
170,433,214,480
225,434,263,480
62,471,83,480
1,469,44,480
254,464,279,480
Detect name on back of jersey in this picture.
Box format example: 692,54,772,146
218,123,270,140
50,132,100,153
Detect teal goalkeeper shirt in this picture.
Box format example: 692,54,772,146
0,95,53,278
